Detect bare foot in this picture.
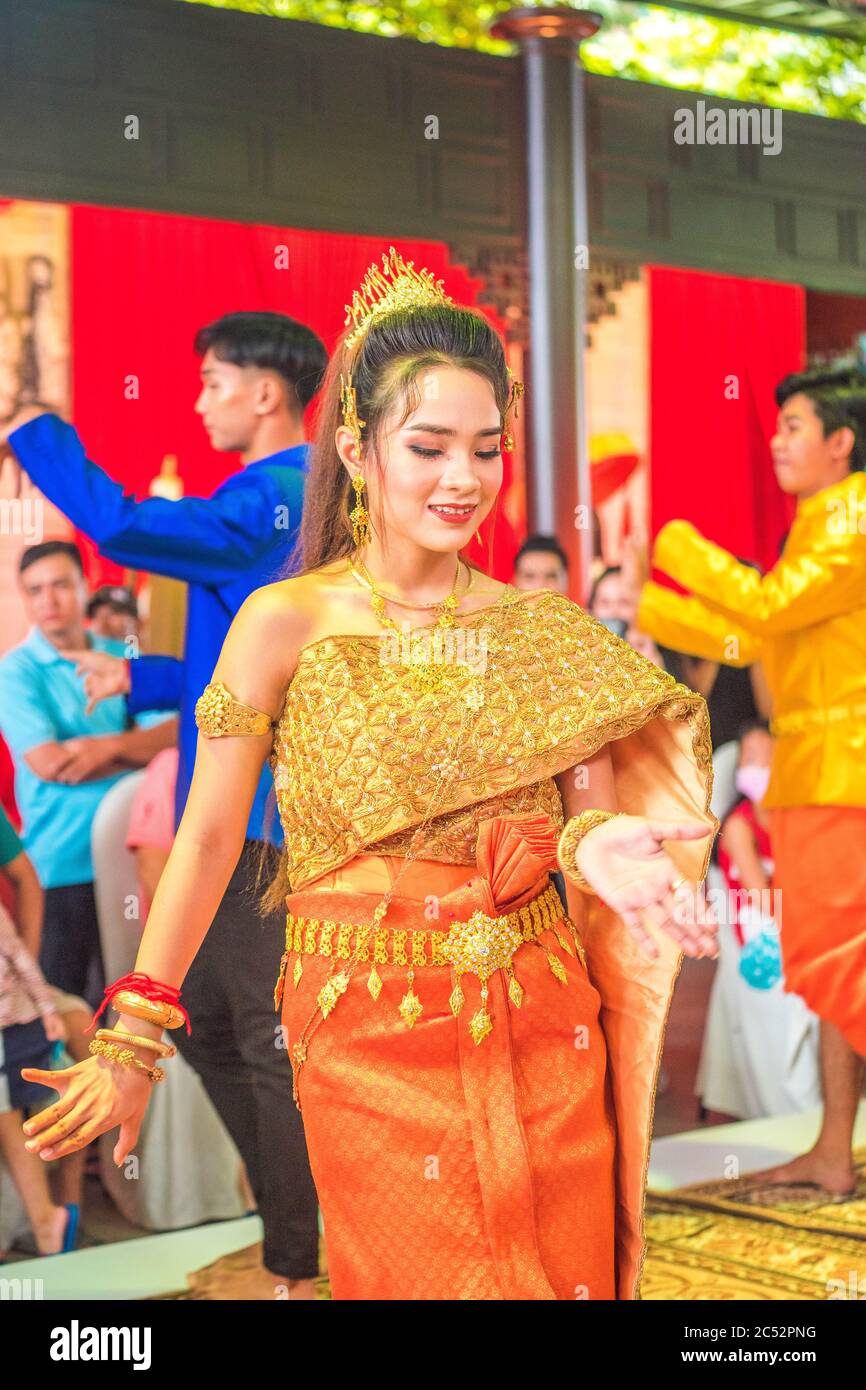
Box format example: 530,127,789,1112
189,1266,317,1300
284,1277,317,1300
34,1204,71,1255
750,1147,857,1196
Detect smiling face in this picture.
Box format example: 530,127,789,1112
338,364,504,554
771,393,854,498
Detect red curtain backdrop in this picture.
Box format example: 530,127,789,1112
69,206,518,581
648,266,805,576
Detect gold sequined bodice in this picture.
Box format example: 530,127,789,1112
271,588,709,891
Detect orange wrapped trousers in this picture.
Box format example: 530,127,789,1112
770,805,866,1056
280,836,618,1300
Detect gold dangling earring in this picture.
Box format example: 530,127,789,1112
501,369,525,453
475,529,483,547
350,474,370,547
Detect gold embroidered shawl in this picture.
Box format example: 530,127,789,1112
271,587,714,892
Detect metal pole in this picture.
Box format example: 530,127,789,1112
491,6,601,603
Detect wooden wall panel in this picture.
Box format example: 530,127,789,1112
0,0,863,295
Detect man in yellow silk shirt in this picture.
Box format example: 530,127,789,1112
633,367,866,1196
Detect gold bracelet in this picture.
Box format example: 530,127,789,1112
111,990,186,1030
557,810,623,894
88,1038,165,1083
95,1028,176,1059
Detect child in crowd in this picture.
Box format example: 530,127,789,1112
0,802,83,1257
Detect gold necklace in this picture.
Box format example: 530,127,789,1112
349,556,474,612
346,556,475,611
352,556,484,698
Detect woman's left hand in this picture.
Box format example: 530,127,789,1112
575,814,718,960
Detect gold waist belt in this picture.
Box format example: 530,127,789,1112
275,881,586,1046
770,699,866,738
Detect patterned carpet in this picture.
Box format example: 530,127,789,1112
150,1152,866,1300
641,1146,866,1300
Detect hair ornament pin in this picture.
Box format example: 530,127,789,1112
339,372,366,454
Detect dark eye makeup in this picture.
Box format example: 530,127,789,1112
408,444,501,460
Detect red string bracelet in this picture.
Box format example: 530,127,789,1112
84,972,192,1036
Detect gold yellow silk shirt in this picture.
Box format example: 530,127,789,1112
638,468,866,809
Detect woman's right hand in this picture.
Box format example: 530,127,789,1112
20,1054,155,1166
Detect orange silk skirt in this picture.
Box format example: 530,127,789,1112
280,818,617,1300
770,805,866,1056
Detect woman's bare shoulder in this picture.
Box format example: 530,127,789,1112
234,564,358,654
236,576,308,623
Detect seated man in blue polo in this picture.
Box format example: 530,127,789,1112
0,541,177,1009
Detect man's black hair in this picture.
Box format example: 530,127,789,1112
19,540,84,575
194,312,328,411
775,366,866,472
515,533,569,572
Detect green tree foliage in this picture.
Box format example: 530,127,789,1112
181,0,866,123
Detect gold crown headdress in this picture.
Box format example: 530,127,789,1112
339,245,525,468
343,246,454,351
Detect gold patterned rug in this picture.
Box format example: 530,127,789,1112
642,1146,866,1300
149,1152,866,1300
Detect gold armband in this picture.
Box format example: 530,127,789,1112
557,810,622,894
194,680,275,738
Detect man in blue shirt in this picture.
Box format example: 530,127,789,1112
0,542,178,1007
0,311,328,1299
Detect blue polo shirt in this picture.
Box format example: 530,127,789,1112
0,628,172,889
9,414,307,844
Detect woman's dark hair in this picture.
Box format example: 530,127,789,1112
194,312,328,412
775,366,866,472
288,302,510,578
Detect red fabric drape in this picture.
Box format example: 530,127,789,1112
70,207,517,580
648,266,805,575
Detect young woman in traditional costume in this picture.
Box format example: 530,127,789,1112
20,250,718,1299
